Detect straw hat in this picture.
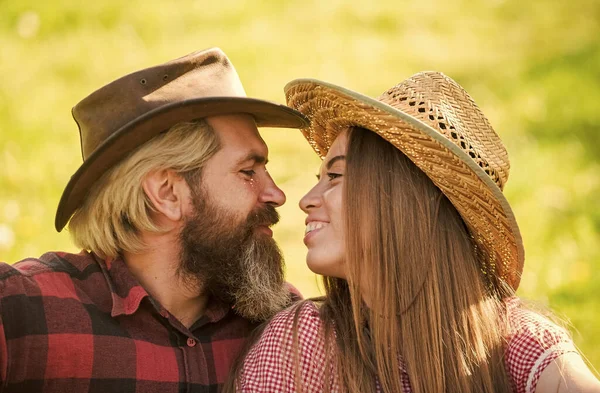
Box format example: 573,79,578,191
55,48,308,231
285,72,524,290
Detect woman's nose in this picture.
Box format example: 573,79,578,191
299,184,322,213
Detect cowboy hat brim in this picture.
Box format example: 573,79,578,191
285,78,524,290
55,96,309,231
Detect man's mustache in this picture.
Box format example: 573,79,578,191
246,204,280,228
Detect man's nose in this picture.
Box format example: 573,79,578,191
260,174,286,207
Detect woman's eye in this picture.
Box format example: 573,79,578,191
241,169,256,177
327,172,342,181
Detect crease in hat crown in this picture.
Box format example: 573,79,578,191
56,47,308,232
73,48,245,161
284,72,524,291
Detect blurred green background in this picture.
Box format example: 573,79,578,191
1,0,598,371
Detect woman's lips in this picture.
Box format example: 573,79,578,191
303,222,327,245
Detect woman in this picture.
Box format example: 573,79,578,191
228,72,600,392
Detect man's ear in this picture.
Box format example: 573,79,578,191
142,169,190,223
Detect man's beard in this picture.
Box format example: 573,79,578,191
178,186,290,322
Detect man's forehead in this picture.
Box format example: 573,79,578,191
213,134,270,168
207,113,260,138
207,115,268,154
223,132,269,160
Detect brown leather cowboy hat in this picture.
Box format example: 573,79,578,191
55,47,308,231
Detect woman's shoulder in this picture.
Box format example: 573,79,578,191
239,300,331,392
249,300,324,351
504,297,578,393
265,299,323,337
505,296,574,346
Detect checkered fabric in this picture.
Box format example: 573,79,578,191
0,251,298,393
238,298,577,393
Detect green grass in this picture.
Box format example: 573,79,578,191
1,0,599,371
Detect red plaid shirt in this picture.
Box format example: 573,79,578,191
238,298,578,393
0,251,297,393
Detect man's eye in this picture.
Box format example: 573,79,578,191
241,170,256,177
327,172,342,181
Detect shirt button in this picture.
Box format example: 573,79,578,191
186,338,196,347
160,310,169,318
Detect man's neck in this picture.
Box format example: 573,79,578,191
122,232,208,329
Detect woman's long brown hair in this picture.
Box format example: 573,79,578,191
226,126,515,392
325,127,514,392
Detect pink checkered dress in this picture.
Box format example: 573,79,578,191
238,298,577,393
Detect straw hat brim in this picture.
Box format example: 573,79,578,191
285,79,524,290
55,97,308,231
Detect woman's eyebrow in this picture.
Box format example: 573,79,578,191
316,155,347,180
326,155,346,170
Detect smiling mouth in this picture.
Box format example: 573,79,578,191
305,221,328,235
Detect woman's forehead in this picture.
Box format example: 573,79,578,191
326,130,349,157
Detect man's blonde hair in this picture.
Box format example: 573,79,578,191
68,120,220,259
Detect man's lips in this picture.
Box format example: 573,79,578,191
255,225,273,237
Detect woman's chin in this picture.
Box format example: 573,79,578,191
306,256,346,279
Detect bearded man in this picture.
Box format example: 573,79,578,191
0,48,307,392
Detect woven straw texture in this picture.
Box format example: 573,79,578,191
285,72,524,290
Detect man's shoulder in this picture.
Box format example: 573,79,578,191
0,251,102,295
2,250,100,277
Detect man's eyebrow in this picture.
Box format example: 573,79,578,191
237,152,268,166
326,155,346,170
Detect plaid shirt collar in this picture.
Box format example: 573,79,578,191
97,254,231,323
